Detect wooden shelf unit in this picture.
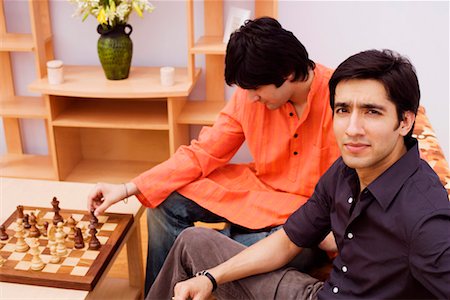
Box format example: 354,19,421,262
0,0,55,180
181,0,278,127
29,65,201,183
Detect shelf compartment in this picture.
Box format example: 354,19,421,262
178,100,225,125
50,97,169,130
0,96,47,119
190,36,226,55
54,127,169,182
29,66,201,99
0,153,55,180
0,33,34,52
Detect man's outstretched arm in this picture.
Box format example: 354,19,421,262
173,228,301,300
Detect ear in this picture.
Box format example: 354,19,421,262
399,111,415,136
286,73,295,81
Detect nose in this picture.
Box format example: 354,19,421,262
345,112,365,136
247,90,261,102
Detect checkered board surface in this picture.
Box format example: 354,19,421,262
0,206,133,291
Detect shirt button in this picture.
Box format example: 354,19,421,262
347,197,353,204
347,232,354,239
332,287,339,294
293,151,298,155
342,265,348,273
293,133,298,138
289,112,294,117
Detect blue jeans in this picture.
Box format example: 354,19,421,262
144,191,329,296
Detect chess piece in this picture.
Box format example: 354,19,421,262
48,240,60,264
74,227,85,249
41,221,49,237
27,238,45,271
52,197,63,225
90,210,99,228
67,215,76,240
88,223,101,250
0,225,8,240
0,255,5,267
55,222,67,256
14,219,29,252
28,212,40,238
16,205,24,219
23,214,31,229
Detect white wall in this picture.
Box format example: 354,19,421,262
1,0,449,163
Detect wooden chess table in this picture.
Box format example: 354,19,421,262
0,177,145,300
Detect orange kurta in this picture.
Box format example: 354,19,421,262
133,64,340,229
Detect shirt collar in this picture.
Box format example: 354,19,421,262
343,138,420,210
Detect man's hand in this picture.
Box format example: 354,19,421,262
87,182,134,216
173,276,214,300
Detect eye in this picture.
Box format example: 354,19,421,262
367,109,381,115
335,107,348,114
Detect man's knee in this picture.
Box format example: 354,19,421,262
177,227,219,245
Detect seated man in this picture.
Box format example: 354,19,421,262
87,17,340,295
148,49,450,300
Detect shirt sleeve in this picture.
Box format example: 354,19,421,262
283,161,336,247
131,90,246,208
409,209,450,299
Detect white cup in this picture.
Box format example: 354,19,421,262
160,66,175,86
47,60,64,85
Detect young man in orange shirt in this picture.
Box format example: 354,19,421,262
87,17,339,295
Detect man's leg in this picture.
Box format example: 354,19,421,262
231,226,331,273
148,227,322,300
145,192,227,295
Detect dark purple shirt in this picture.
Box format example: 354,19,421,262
284,139,450,299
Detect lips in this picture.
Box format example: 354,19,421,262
344,143,370,154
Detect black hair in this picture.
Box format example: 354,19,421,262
329,49,420,138
225,17,315,89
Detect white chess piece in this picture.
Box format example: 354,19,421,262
48,240,60,264
14,219,29,252
27,238,45,271
55,222,67,256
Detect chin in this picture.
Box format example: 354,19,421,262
341,156,370,169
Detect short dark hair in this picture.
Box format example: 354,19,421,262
225,17,315,89
329,49,420,138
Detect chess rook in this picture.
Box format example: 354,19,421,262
16,205,24,219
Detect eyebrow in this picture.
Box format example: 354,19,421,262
334,101,386,111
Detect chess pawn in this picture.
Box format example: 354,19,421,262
67,215,77,240
28,212,41,238
48,240,60,264
0,225,9,241
88,223,101,250
27,238,45,271
14,219,29,252
23,214,31,229
74,227,85,249
40,221,49,237
55,222,67,256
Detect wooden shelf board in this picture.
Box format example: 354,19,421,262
0,33,34,52
52,101,169,130
63,159,159,183
190,36,226,55
0,96,47,119
178,100,225,125
29,66,201,99
0,154,55,180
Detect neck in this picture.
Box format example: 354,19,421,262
290,69,314,117
357,140,407,191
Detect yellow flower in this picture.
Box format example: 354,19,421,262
132,2,143,18
97,8,107,24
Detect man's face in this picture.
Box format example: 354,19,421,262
245,76,294,110
333,79,413,176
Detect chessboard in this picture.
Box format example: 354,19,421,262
0,203,133,291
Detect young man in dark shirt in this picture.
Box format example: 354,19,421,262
147,49,450,300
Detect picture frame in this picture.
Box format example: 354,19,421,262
223,7,252,44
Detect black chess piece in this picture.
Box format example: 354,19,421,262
16,205,24,219
42,221,49,237
90,209,99,227
0,225,8,240
23,214,31,229
28,212,40,238
74,227,85,249
88,223,101,250
51,197,64,225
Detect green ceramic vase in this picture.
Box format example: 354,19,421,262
97,24,133,80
